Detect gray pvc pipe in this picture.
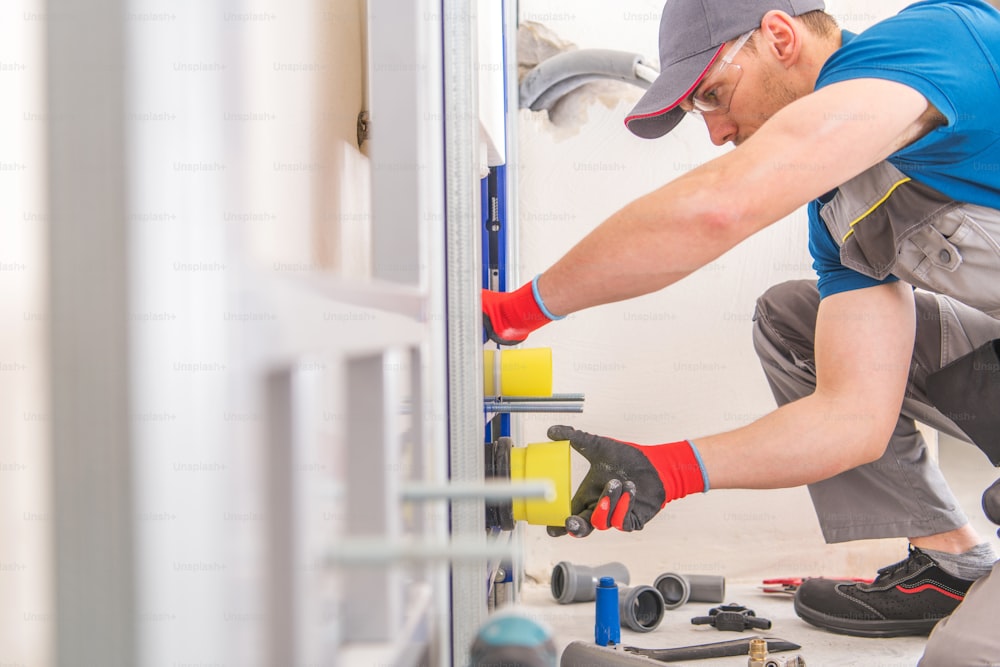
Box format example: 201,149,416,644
519,49,651,111
653,572,726,609
618,585,665,633
550,561,629,604
560,641,668,666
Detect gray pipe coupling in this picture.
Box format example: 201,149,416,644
653,572,726,610
618,585,666,632
550,561,630,604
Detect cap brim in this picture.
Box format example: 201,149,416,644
625,45,723,139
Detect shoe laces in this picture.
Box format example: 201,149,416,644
872,545,925,584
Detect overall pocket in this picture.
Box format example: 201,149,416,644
895,206,1000,318
821,161,1000,318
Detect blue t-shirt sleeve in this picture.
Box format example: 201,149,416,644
817,1,1000,142
807,200,898,299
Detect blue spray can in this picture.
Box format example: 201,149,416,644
595,576,621,646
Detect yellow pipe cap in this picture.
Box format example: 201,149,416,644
510,440,572,526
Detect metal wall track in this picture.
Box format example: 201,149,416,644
443,0,487,662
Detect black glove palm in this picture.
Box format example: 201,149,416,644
546,425,667,537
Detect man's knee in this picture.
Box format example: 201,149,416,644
752,280,821,361
918,565,1000,667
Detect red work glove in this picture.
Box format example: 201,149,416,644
546,425,710,538
482,277,563,345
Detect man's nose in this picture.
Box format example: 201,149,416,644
703,113,736,146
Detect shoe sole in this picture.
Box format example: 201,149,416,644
793,596,941,638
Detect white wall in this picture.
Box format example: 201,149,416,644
515,0,948,586
0,2,51,665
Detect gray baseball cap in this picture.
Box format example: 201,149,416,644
625,0,825,139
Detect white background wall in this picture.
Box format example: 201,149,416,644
514,0,1000,587
0,1,50,665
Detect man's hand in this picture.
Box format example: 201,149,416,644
546,425,709,537
482,278,561,345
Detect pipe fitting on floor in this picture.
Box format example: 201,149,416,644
653,572,726,609
550,561,630,604
618,585,665,632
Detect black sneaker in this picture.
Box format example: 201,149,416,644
793,546,973,637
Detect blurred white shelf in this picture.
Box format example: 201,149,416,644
293,271,427,320
336,583,435,667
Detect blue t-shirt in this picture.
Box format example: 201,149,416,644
807,0,1000,298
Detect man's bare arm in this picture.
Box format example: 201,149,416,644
538,78,939,315
695,281,917,489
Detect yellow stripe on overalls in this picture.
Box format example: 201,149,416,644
841,176,912,243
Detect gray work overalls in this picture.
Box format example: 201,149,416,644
750,160,1000,665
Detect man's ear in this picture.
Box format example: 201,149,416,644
758,10,802,68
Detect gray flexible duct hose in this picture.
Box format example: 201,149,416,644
519,49,652,111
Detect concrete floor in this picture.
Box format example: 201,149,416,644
511,433,1000,666
515,578,927,666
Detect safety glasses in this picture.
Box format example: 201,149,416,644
679,29,755,115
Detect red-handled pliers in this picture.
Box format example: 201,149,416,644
761,576,874,595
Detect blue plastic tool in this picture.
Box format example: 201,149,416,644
595,576,621,646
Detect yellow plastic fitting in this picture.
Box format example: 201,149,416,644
483,349,497,396
510,440,572,526
483,348,553,397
